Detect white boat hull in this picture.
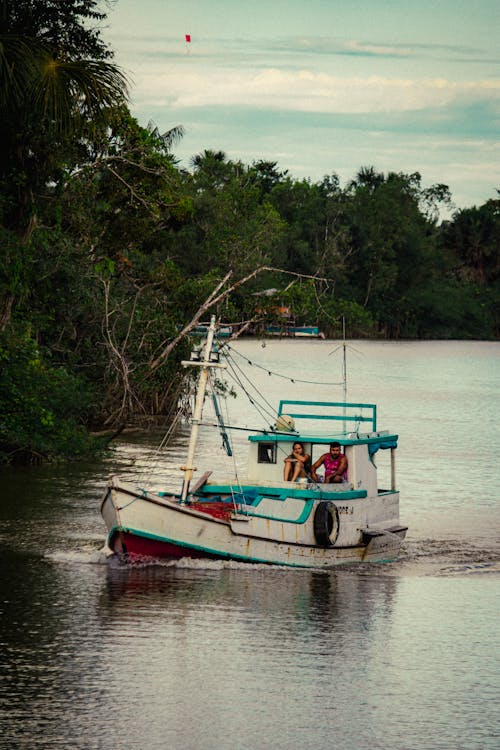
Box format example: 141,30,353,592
101,476,407,568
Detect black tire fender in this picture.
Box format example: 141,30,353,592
313,502,340,547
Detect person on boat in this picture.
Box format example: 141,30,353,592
311,442,348,483
283,442,312,481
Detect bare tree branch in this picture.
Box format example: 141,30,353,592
105,165,155,214
148,270,233,372
147,266,333,374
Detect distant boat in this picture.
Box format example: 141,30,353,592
192,323,233,338
265,325,325,339
101,317,407,567
252,289,325,338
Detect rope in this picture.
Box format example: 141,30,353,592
220,380,245,514
223,350,278,426
208,372,245,515
224,344,343,386
225,351,277,418
116,495,141,511
136,379,196,486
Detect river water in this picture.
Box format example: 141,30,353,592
1,340,499,750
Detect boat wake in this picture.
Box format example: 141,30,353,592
47,536,500,578
351,537,500,577
47,546,111,566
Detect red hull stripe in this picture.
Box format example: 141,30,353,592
115,531,220,561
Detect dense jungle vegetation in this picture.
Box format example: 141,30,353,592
1,0,499,464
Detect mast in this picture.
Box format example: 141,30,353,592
180,316,226,503
342,316,347,433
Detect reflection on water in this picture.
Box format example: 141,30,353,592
1,552,498,750
1,341,499,749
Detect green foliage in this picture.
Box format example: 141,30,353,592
0,332,100,463
442,199,500,284
3,0,113,60
404,279,495,339
0,0,127,239
275,281,374,337
176,151,285,276
0,226,31,298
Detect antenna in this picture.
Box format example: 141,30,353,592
342,316,347,432
329,316,362,433
342,316,347,403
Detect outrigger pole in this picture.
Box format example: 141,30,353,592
180,315,226,503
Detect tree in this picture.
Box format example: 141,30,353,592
0,0,128,335
443,199,500,284
0,0,131,459
0,0,128,243
0,329,100,464
174,153,285,278
339,169,452,336
2,0,112,59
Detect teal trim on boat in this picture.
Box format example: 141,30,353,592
265,325,322,337
247,433,398,448
288,326,320,335
368,439,397,454
245,497,315,523
198,485,368,501
278,399,377,431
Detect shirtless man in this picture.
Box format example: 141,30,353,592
311,442,347,483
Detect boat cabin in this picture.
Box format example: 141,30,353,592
247,400,398,496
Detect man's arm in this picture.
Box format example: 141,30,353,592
311,454,326,481
332,455,348,479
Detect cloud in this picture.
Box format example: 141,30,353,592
342,40,414,57
104,10,499,209
111,31,491,63
131,65,500,116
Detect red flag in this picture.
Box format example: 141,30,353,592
185,34,191,43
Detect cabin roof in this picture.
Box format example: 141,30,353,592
248,432,398,447
247,399,398,447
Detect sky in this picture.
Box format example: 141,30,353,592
103,0,499,211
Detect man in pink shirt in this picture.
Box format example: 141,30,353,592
311,442,348,484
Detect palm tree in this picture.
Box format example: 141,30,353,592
349,166,385,193
0,3,128,241
0,1,128,330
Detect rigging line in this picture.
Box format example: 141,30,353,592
224,350,277,418
223,354,278,426
224,344,343,386
224,365,275,429
207,373,232,457
222,350,277,421
195,422,298,436
136,407,184,484
136,376,198,485
207,373,243,514
219,379,244,513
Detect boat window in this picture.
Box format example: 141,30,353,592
258,442,277,464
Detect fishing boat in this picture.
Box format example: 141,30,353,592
265,324,325,339
192,322,233,338
101,317,407,567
